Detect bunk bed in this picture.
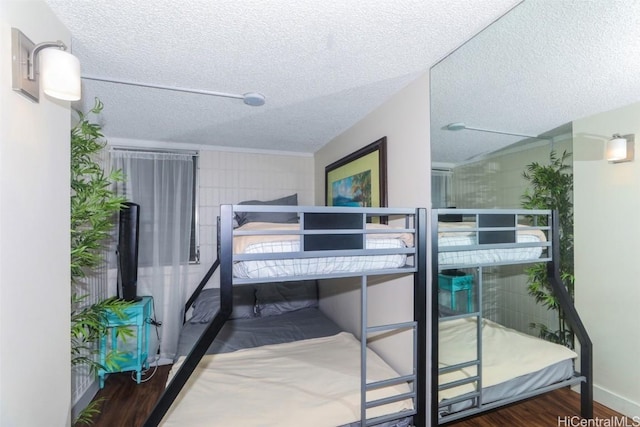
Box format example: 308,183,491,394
431,208,592,425
144,204,428,427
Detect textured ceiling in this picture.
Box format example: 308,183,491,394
431,0,640,165
44,0,520,153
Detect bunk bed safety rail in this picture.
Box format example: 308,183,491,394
226,205,420,284
434,208,552,269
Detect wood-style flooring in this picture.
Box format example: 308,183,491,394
77,365,171,427
81,366,623,427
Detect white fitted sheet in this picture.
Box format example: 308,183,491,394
233,238,407,279
438,233,544,265
439,317,577,403
163,332,413,427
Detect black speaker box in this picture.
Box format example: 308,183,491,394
117,202,141,301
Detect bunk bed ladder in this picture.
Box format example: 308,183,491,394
360,274,418,427
436,264,484,420
430,209,480,425
360,208,427,427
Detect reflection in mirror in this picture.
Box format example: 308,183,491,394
431,0,640,166
430,0,640,422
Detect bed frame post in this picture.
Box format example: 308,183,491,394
414,208,428,427
183,257,220,323
142,205,234,427
429,209,440,427
546,210,593,419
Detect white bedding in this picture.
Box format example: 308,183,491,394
162,332,414,427
233,238,407,278
438,317,577,401
232,222,412,279
438,222,547,265
438,233,544,265
233,222,414,253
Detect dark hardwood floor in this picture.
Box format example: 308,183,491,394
81,366,623,427
77,365,171,427
447,388,623,427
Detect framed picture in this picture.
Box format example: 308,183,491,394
325,136,387,212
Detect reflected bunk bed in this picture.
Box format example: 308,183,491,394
145,204,428,427
431,208,592,425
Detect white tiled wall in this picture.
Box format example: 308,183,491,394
73,148,111,409
72,257,109,407
187,149,315,295
450,139,571,335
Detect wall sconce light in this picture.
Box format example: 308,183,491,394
11,28,81,103
606,134,634,163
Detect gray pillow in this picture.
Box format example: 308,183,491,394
235,194,298,226
255,281,318,317
438,304,462,318
189,286,256,323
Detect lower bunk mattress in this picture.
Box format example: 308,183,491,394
169,307,413,427
169,296,577,425
438,316,578,416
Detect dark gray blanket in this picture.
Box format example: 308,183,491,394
177,307,342,356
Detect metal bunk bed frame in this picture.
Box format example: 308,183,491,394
430,208,592,425
144,205,428,427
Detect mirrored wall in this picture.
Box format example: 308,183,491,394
430,0,640,333
431,0,640,201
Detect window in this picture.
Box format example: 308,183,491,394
432,168,452,208
112,149,199,266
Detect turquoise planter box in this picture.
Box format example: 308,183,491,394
98,296,152,388
438,272,474,313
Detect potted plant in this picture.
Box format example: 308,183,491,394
521,149,574,347
70,98,133,424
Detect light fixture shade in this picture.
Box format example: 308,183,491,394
39,47,81,101
606,134,634,163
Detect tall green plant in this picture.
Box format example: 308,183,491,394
521,150,574,347
70,99,132,425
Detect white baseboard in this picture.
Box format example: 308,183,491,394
72,380,100,422
593,385,640,418
573,384,640,418
157,357,173,366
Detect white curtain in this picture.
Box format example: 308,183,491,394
112,150,194,361
431,169,452,208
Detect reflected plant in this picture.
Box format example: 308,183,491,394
521,150,574,348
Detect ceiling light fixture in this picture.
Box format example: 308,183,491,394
11,28,81,103
445,122,552,141
81,75,266,107
606,134,634,163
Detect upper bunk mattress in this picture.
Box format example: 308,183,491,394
232,222,414,279
438,222,547,266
